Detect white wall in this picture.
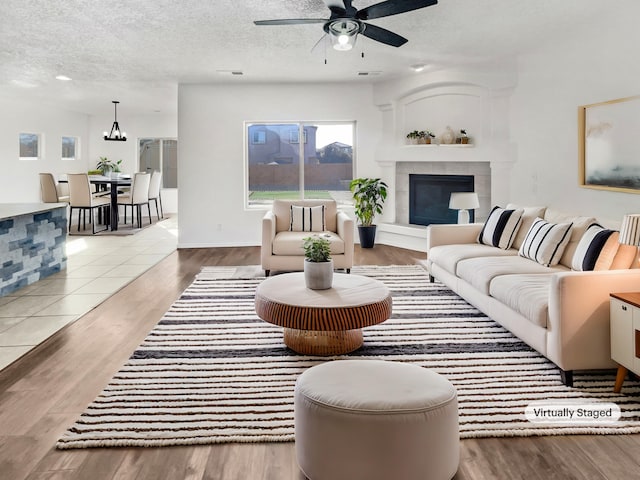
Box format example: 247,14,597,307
510,4,640,224
0,97,90,203
88,113,178,213
178,83,382,248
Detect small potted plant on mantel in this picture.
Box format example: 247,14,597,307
417,130,436,144
349,177,388,249
302,234,333,290
406,130,420,145
456,129,470,144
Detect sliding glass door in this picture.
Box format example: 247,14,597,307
139,138,177,188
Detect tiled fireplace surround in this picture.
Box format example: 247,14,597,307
395,161,492,225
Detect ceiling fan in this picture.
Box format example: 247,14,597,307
254,0,438,51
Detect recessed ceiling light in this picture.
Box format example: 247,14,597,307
55,75,72,81
410,64,426,72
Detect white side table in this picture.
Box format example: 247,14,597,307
610,292,640,393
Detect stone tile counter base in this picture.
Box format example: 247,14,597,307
0,205,67,297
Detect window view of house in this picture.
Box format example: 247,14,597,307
247,122,354,206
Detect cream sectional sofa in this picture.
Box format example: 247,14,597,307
426,205,640,386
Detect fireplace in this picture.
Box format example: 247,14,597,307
409,174,475,225
395,162,491,226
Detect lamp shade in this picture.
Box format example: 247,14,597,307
449,192,480,210
619,214,640,246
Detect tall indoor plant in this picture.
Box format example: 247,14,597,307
302,234,333,289
349,177,388,248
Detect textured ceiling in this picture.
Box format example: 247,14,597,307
0,0,616,116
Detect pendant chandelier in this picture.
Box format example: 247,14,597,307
103,100,127,141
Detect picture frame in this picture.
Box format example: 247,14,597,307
579,95,640,193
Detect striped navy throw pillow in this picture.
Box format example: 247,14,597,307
289,205,325,232
571,223,616,271
477,206,524,249
519,217,573,267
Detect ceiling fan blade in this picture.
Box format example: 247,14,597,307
360,23,408,47
254,19,327,26
356,0,438,21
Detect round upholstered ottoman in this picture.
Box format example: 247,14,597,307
294,359,459,480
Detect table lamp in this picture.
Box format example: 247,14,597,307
449,192,480,224
619,213,640,265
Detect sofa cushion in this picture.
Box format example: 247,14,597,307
273,231,344,256
456,255,568,296
571,223,616,271
543,209,596,268
289,205,325,232
478,206,524,249
518,218,572,267
489,274,552,328
506,204,547,250
428,244,518,276
610,241,637,270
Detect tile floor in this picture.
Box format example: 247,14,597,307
0,215,178,371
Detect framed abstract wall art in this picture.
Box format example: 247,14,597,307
579,95,640,193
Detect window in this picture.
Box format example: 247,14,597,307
62,136,78,161
252,130,266,144
289,130,307,144
246,122,354,206
19,133,40,160
139,138,177,188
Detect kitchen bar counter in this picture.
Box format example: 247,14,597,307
0,203,67,297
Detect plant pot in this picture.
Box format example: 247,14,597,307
304,259,334,290
357,225,377,249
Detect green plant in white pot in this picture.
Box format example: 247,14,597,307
302,234,333,290
349,177,388,248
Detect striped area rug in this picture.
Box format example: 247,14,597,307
57,265,640,449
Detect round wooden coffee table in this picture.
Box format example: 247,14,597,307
255,272,393,355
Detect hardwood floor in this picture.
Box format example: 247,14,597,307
0,245,638,480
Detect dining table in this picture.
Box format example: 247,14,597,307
59,174,132,231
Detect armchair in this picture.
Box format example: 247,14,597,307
261,199,354,276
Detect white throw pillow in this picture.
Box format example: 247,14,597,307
571,223,617,271
289,205,325,232
477,206,524,250
519,217,573,267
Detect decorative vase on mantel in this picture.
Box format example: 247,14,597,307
304,259,334,290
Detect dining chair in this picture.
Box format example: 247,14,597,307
39,173,70,203
148,170,164,220
67,173,111,234
117,172,152,229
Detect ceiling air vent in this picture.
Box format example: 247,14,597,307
357,71,381,76
217,70,244,76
